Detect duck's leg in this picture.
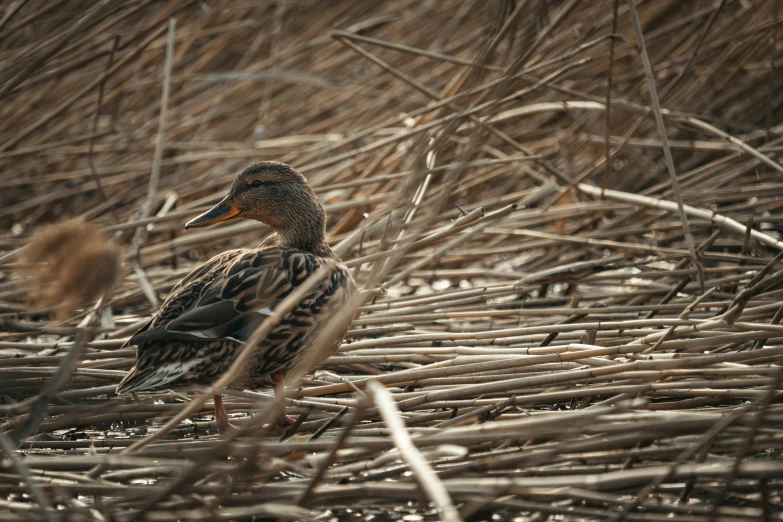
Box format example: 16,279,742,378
213,393,237,434
273,374,296,427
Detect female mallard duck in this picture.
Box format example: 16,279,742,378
116,161,357,432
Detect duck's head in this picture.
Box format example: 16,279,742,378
185,162,327,250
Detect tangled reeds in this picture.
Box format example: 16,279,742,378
1,1,783,520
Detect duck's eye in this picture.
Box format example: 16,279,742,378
250,180,266,188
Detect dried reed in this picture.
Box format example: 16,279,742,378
1,1,783,521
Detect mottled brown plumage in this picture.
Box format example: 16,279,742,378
116,162,357,431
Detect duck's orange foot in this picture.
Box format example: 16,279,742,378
213,393,238,434
276,414,296,428
217,418,238,434
272,374,296,429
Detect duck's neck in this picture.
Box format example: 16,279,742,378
278,229,332,257
275,201,333,257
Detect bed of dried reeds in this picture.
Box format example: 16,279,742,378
2,1,783,520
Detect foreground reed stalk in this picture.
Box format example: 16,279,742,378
1,1,782,521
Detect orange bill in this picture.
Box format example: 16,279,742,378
185,196,243,229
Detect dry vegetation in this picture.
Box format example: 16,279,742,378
18,221,122,320
2,0,783,520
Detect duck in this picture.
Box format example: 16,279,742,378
116,161,357,432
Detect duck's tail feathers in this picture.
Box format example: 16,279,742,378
116,360,200,395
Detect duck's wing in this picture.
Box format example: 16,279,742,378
128,247,325,346
120,249,246,347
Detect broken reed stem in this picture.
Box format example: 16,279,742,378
577,183,783,251
626,2,701,287
0,430,59,522
130,18,176,255
1,2,783,520
369,381,462,522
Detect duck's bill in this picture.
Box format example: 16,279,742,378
185,197,242,229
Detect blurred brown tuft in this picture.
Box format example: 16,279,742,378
19,220,123,320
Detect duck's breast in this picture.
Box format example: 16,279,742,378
245,256,356,386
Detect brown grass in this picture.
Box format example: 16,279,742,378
1,1,783,521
